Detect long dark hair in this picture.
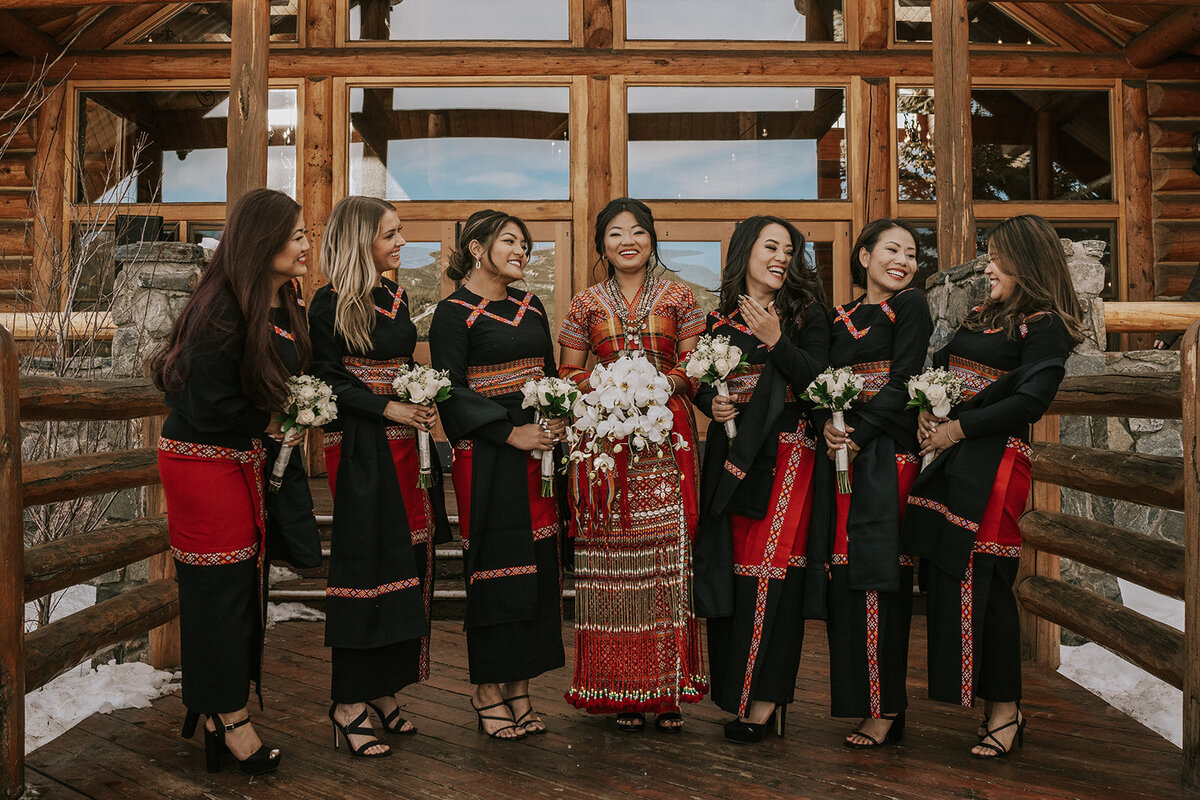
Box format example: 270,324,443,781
446,209,532,281
850,218,921,290
592,197,664,281
718,215,825,329
151,188,310,410
966,214,1086,344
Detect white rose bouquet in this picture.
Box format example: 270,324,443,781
269,375,338,493
521,376,582,497
392,364,453,488
681,333,748,439
906,368,966,469
804,367,865,494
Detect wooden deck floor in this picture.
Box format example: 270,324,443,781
24,617,1189,800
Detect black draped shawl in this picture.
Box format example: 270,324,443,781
429,287,558,630
903,313,1073,579
309,279,450,650
692,301,830,619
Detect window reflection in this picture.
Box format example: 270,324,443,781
894,1,1047,44
349,0,568,41
348,86,570,201
76,89,298,203
518,242,558,334
625,0,843,42
661,241,722,314
394,241,443,340
977,223,1115,300
628,86,847,200
134,2,298,44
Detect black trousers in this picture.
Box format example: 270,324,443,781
177,558,262,713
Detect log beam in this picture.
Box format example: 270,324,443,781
0,327,24,799
857,0,888,50
227,0,270,205
582,0,614,49
1122,80,1156,349
18,376,166,421
0,311,114,341
1181,320,1200,787
23,579,178,693
1020,415,1061,667
932,0,975,268
1104,302,1200,333
30,81,65,309
1016,575,1183,690
1047,372,1181,419
0,10,57,61
21,447,159,508
1020,509,1184,599
1126,5,1200,69
1029,441,1183,510
23,517,169,603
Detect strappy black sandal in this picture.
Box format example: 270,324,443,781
501,693,546,735
844,711,905,749
471,697,526,740
654,711,684,734
365,699,418,736
328,704,391,758
191,711,281,774
616,712,645,732
972,714,1026,759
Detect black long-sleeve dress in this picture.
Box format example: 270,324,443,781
812,286,932,720
693,302,829,718
429,286,565,684
904,310,1072,706
159,296,295,714
309,277,450,703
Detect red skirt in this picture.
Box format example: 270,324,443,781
833,453,921,562
450,440,560,546
729,429,817,573
324,426,433,541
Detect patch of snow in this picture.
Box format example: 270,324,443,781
268,602,324,625
23,584,96,633
1058,578,1184,748
269,564,301,586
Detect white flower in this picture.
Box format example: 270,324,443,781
925,384,950,417
296,408,315,426
685,358,708,379
594,453,615,472
908,379,930,400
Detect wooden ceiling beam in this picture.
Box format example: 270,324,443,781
995,3,1117,52
1125,5,1200,68
0,0,161,8
69,4,162,50
0,9,58,60
933,0,975,269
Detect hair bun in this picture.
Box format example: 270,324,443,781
446,249,472,281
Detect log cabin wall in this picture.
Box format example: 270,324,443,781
1151,80,1200,301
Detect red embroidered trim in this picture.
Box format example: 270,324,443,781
343,355,411,396
470,564,537,583
961,555,975,706
787,555,808,568
324,425,414,448
835,302,870,340
850,359,891,401
724,461,746,479
376,285,406,319
907,495,981,533
532,523,559,542
466,357,545,398
974,542,1021,557
449,292,541,329
865,590,882,718
326,577,420,598
879,301,896,324
272,324,295,341
172,543,258,566
1006,436,1032,459
158,438,260,464
733,563,787,579
948,354,1007,401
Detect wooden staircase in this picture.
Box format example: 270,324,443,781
1149,80,1200,299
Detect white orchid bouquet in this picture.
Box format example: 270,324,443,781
392,364,452,488
521,376,582,497
906,368,966,469
804,367,865,494
270,375,338,492
682,333,748,439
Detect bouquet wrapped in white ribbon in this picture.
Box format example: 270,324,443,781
682,333,747,439
804,367,865,494
906,367,966,469
391,364,452,488
270,375,338,492
521,376,582,497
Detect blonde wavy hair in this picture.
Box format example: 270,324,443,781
321,195,397,354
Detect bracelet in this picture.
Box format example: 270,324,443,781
947,426,962,444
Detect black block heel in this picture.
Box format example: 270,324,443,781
181,710,200,739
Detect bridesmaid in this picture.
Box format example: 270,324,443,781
429,210,566,740
559,197,708,732
309,196,450,757
905,214,1082,758
151,188,306,775
817,219,930,748
693,216,829,743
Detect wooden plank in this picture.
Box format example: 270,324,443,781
0,326,24,800
0,10,57,61
0,225,28,259
1182,319,1200,788
862,77,891,223
23,579,178,693
1148,83,1200,119
30,81,63,308
1156,221,1200,264
582,0,613,49
1017,575,1184,689
932,0,975,269
0,195,29,220
1021,415,1061,667
226,0,269,205
1104,301,1200,333
857,0,887,50
997,3,1117,52
23,516,168,603
1154,151,1200,192
1154,193,1200,221
0,311,114,340
303,0,334,48
21,447,159,508
1125,5,1200,68
68,4,162,50
1021,509,1184,599
1158,262,1200,297
1122,81,1156,336
18,376,165,420
1030,441,1183,510
300,76,333,292
1047,372,1181,419
143,415,177,670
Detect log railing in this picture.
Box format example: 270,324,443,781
1018,319,1200,787
0,325,172,800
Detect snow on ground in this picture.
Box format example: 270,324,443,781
268,602,325,624
1058,578,1184,748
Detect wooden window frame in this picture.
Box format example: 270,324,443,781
614,0,852,51
111,0,307,50
336,0,582,48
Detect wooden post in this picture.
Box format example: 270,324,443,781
1122,80,1156,350
931,0,975,267
857,0,889,50
1020,414,1061,667
575,1,614,292
31,81,66,310
227,0,270,205
0,326,24,800
862,77,892,224
144,415,178,669
1181,320,1200,787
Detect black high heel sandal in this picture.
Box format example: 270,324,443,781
329,704,392,758
470,697,526,740
723,705,786,744
501,693,546,735
844,710,905,749
203,712,282,774
364,699,418,736
973,712,1026,759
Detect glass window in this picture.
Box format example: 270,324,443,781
76,89,298,204
661,241,722,314
897,88,1112,202
348,86,570,201
518,241,558,334
903,224,949,287
894,1,1048,45
627,86,847,200
349,0,568,41
134,2,298,44
976,222,1115,300
395,241,444,340
625,0,843,42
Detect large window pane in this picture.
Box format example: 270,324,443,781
396,242,444,340
625,0,843,42
628,86,846,200
134,2,298,44
349,86,570,201
662,241,722,314
349,0,568,41
977,222,1115,300
895,1,1047,44
519,242,558,334
76,89,297,203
